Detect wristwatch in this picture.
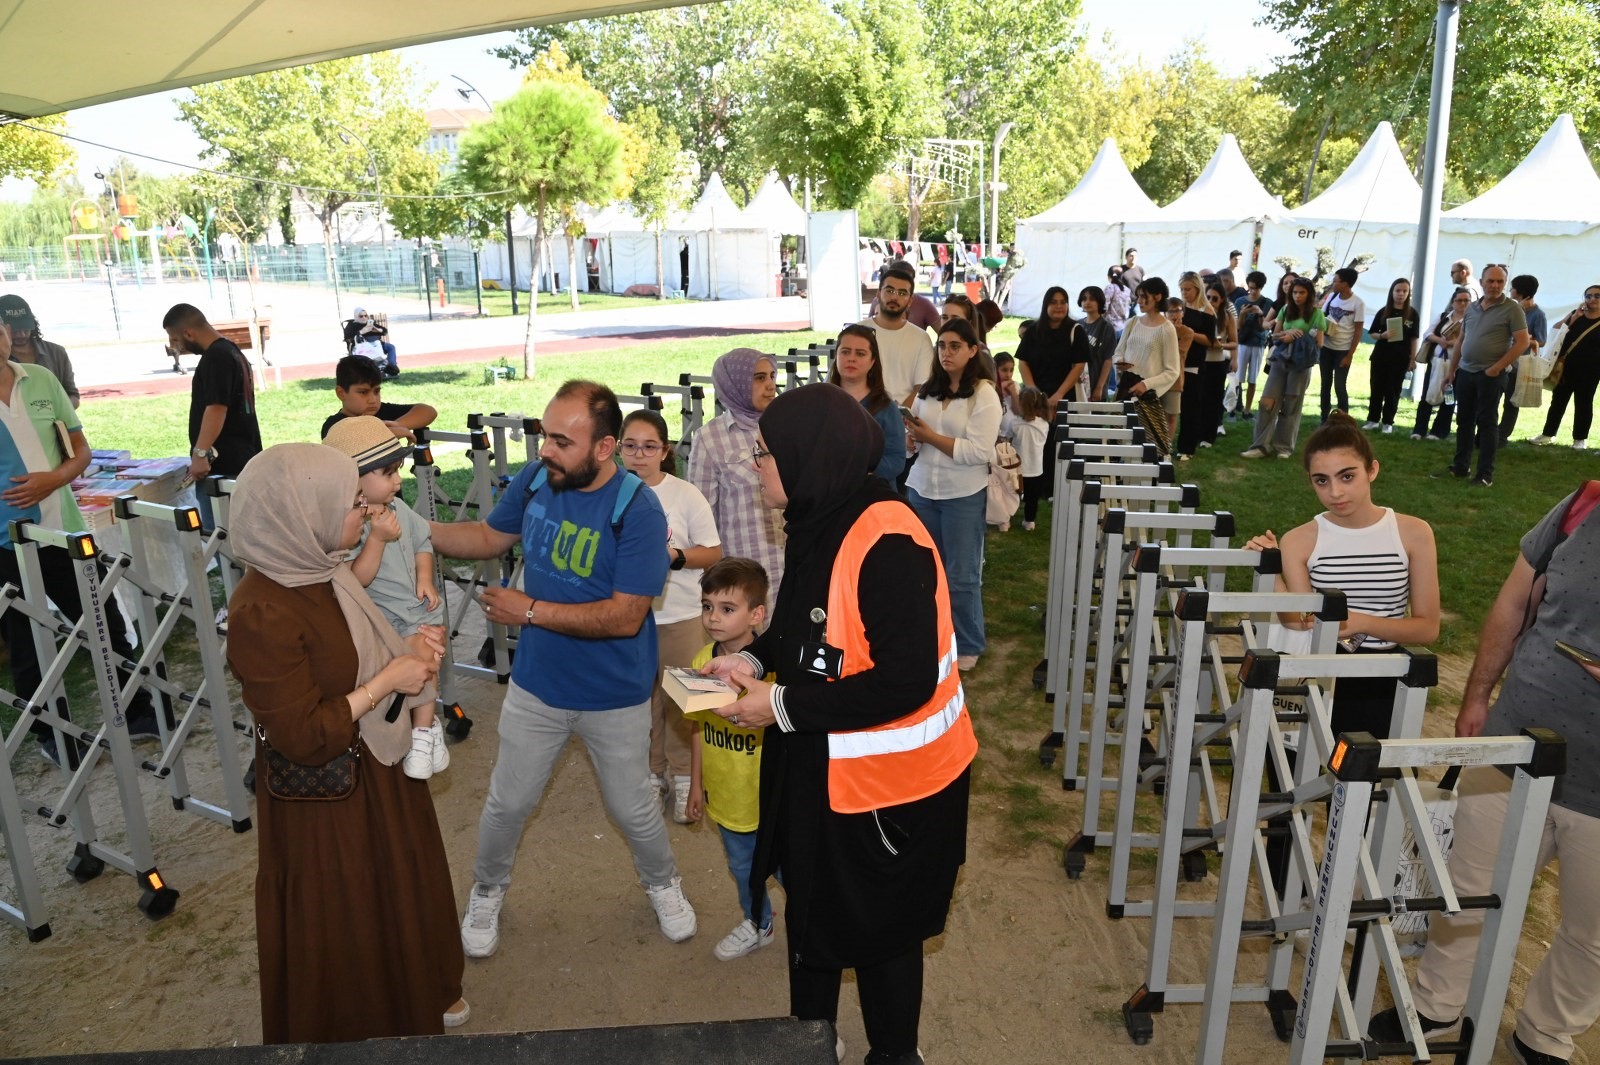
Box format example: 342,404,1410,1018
670,548,687,571
191,446,218,461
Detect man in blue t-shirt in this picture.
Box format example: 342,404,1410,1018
429,380,695,959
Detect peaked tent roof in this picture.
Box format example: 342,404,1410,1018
677,172,753,230
1022,139,1162,226
1295,122,1421,225
1151,134,1288,224
1446,114,1600,233
740,172,808,234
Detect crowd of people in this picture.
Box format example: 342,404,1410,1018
0,261,1595,1064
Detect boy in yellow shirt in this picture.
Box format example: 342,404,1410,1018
685,558,777,960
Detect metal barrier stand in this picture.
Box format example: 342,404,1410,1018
1293,728,1565,1065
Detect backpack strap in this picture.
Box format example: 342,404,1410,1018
1560,480,1600,537
523,464,643,536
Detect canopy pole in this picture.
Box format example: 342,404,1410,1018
1409,0,1461,400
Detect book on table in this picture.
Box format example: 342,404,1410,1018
661,667,741,714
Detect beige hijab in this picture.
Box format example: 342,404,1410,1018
228,442,430,766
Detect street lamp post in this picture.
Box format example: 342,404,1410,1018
454,76,513,317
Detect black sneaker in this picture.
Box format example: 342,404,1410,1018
1430,467,1469,480
1367,1005,1459,1044
37,732,90,771
124,712,164,742
1472,476,1493,488
1507,1031,1567,1064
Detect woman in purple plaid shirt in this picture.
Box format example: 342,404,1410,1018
689,349,786,609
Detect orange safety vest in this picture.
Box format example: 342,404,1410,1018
824,501,978,813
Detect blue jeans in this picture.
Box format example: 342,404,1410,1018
473,683,678,890
906,487,987,657
381,341,398,373
718,824,774,929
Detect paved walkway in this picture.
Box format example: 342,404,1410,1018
73,296,816,399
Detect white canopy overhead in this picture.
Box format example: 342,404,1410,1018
1012,138,1160,312
0,0,703,118
1124,135,1290,283
1446,114,1600,234
741,172,808,234
1262,122,1422,311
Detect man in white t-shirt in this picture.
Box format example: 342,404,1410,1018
1318,267,1366,423
866,260,934,404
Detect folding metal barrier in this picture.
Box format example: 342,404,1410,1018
1292,728,1564,1065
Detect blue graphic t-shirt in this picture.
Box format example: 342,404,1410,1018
487,463,670,709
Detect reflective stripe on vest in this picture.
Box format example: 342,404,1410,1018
824,501,978,813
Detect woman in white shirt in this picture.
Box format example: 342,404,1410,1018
621,409,723,824
904,318,1003,670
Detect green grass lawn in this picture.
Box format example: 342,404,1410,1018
475,289,684,317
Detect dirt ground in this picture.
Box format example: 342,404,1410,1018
0,648,1592,1065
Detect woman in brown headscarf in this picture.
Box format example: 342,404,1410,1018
226,442,465,1044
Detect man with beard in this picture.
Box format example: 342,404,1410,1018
429,380,695,958
162,303,263,532
866,260,935,406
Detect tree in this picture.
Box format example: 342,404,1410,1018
0,115,74,184
621,108,692,299
495,3,778,202
458,81,624,377
746,0,938,209
177,53,436,302
918,0,1083,142
387,169,500,247
1261,0,1600,196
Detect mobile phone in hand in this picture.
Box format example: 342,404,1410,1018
899,406,916,420
1556,639,1600,668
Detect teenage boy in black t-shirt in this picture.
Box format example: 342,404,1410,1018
320,354,439,440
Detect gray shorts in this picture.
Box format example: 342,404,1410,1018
1238,344,1267,380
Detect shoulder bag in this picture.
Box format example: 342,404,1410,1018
258,724,361,802
1545,315,1600,391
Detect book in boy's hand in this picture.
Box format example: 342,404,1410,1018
661,667,742,715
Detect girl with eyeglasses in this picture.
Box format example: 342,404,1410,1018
1410,288,1472,441
1533,285,1600,450
622,409,725,823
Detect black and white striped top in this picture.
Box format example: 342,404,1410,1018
1307,508,1410,649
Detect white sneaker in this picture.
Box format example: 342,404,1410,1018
443,997,470,1027
430,719,449,774
461,883,506,957
1197,440,1212,449
648,773,667,812
646,876,697,942
1409,433,1423,440
403,726,434,780
1215,426,1226,437
1239,447,1268,459
1381,424,1395,434
672,777,694,824
1277,452,1293,459
1361,421,1380,430
713,917,774,960
1576,439,1589,450
1531,435,1554,445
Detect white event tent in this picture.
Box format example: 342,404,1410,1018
1123,134,1291,284
601,173,783,299
1438,113,1600,316
1011,138,1162,314
741,172,810,235
1262,122,1423,311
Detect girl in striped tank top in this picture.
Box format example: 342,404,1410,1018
1247,412,1440,892
1246,411,1441,739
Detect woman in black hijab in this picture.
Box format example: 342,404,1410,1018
703,383,976,1065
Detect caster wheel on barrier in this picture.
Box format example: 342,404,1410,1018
66,843,105,884
443,704,473,741
1038,732,1061,769
137,869,180,920
1181,849,1209,882
1063,835,1090,880
1123,985,1160,1045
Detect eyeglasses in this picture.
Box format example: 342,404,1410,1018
1586,293,1600,300
751,444,772,467
619,441,664,456
881,285,912,298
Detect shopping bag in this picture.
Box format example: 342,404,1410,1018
1514,353,1548,408
1223,374,1240,414
1390,767,1460,955
1423,355,1448,406
353,337,385,363
986,462,1019,525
